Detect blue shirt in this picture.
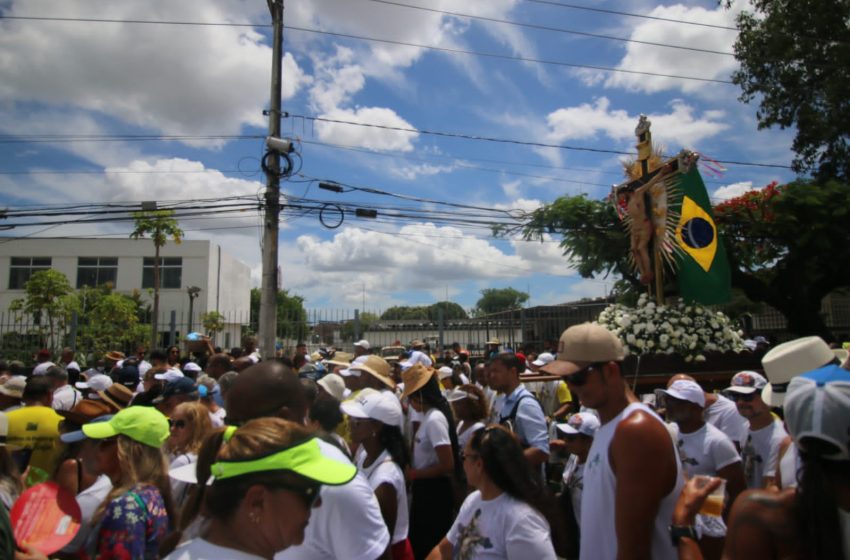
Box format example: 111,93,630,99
498,384,550,455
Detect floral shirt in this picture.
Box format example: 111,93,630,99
94,484,170,559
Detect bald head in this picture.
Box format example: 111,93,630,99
225,360,306,426
232,356,254,372
666,373,696,389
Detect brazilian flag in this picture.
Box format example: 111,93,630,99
673,166,731,304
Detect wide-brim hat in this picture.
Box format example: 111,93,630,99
58,399,113,428
401,364,435,398
317,373,346,401
104,351,126,362
350,355,395,390
761,336,834,407
486,338,501,345
98,384,134,411
0,376,26,399
326,351,355,368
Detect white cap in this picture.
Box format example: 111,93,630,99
183,362,202,373
725,370,768,395
556,412,600,437
340,355,368,377
784,364,850,461
75,374,113,392
437,366,454,380
531,352,555,367
155,369,185,382
446,387,479,403
340,389,403,428
317,373,346,401
657,379,706,407
353,340,371,350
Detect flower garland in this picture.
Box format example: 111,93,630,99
597,294,745,362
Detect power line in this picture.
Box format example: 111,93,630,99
0,15,734,83
522,0,739,31
361,0,734,56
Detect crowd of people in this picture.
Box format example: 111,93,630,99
0,329,847,560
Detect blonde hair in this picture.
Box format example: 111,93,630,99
94,435,175,525
168,402,212,456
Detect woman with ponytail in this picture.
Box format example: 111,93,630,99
342,388,413,560
164,417,356,559
402,365,462,560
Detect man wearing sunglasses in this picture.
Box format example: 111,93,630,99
545,322,682,560
723,370,788,489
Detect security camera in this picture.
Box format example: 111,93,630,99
266,136,294,154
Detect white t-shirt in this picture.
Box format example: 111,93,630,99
703,395,748,447
32,361,55,376
742,419,787,488
276,441,390,560
209,409,226,428
778,440,799,489
166,538,266,560
561,455,585,527
357,449,409,545
61,475,112,554
63,360,81,373
447,491,556,560
412,408,451,470
52,384,82,411
457,421,485,452
676,423,741,478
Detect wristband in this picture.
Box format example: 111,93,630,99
669,525,698,546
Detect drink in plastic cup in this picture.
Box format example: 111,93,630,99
694,475,726,517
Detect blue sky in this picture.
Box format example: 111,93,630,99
0,0,798,312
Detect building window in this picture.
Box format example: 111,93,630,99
77,257,119,288
8,257,52,289
142,257,182,289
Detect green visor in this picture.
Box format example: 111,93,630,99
210,438,356,486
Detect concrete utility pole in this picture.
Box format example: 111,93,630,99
260,0,284,359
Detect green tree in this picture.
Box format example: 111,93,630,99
730,0,850,180
130,209,184,347
381,302,468,321
428,301,468,320
9,269,74,350
201,311,226,340
72,285,146,357
249,288,308,341
474,287,530,315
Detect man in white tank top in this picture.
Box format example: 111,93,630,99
552,323,683,560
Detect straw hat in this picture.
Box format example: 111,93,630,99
98,384,135,411
401,364,435,398
350,355,396,390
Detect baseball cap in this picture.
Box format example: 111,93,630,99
76,374,113,392
532,352,555,367
353,340,371,350
60,414,114,444
437,366,454,380
153,377,198,403
445,387,479,403
554,323,626,375
657,380,706,407
82,406,170,448
349,355,395,390
339,355,368,377
783,364,850,461
761,336,835,407
340,389,403,428
154,369,185,382
0,376,26,399
725,371,768,395
556,412,600,437
317,373,346,401
183,362,202,374
117,365,140,390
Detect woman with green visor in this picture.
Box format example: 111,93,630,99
164,417,356,559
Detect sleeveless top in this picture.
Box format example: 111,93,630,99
580,403,683,560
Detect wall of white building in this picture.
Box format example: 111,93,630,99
0,238,251,347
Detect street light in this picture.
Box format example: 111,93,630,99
187,286,201,333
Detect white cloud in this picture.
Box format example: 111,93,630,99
0,1,309,141
315,107,419,152
546,97,729,149
599,3,742,94
713,181,753,201
388,163,456,180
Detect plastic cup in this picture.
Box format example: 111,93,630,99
694,475,726,517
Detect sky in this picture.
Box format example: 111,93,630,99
0,0,799,313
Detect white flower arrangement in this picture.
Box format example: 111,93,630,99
597,294,745,362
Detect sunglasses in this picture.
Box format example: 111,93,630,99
169,419,187,429
564,364,597,386
727,392,757,402
278,484,321,509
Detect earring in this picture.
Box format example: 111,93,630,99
248,511,261,524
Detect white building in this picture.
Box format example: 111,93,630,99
0,238,251,350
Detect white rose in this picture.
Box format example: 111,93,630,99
626,333,636,344
695,354,707,362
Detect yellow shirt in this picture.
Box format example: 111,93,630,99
556,380,572,405
6,406,64,484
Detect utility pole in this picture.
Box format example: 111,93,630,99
260,0,284,359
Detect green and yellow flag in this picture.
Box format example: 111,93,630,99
673,166,731,304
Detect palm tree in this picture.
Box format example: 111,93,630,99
130,210,184,348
